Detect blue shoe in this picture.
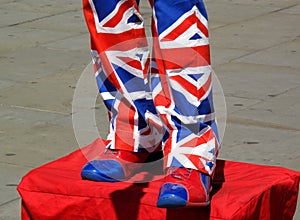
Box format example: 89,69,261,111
81,149,149,182
157,167,211,208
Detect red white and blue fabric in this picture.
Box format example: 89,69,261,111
83,0,220,175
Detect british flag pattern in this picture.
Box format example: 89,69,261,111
83,0,219,175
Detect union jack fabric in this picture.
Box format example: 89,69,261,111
83,0,220,175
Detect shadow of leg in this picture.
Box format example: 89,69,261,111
110,183,149,220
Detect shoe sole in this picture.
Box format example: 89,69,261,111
81,171,122,182
156,194,187,208
157,194,210,208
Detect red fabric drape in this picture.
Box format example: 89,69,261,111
18,138,300,220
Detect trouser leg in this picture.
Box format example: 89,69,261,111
150,0,219,175
83,0,163,152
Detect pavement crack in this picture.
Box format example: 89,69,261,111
0,104,70,115
268,4,299,14
39,32,88,49
228,37,300,63
226,94,265,102
0,161,35,168
267,89,289,98
0,197,20,207
267,85,300,98
227,117,300,132
211,2,298,31
1,9,81,28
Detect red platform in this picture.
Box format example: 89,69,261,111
18,138,300,220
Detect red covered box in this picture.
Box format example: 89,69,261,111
18,138,300,219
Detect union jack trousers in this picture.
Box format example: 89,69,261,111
83,0,220,175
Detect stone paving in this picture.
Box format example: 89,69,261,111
0,0,299,219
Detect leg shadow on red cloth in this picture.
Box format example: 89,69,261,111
110,154,164,220
111,182,149,220
211,159,226,194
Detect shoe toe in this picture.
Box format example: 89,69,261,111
156,183,187,208
81,160,125,182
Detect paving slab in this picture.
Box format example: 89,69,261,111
234,38,300,68
215,62,300,99
0,199,21,220
0,69,83,113
219,0,300,8
205,1,279,24
231,86,300,130
208,21,228,30
0,9,49,28
0,163,30,205
19,10,87,34
0,46,89,83
0,0,14,5
0,26,80,54
211,12,300,50
0,0,81,14
0,106,77,167
210,46,252,66
42,33,90,51
139,0,152,23
281,3,300,14
222,96,261,114
0,80,15,90
71,63,110,146
219,122,300,169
